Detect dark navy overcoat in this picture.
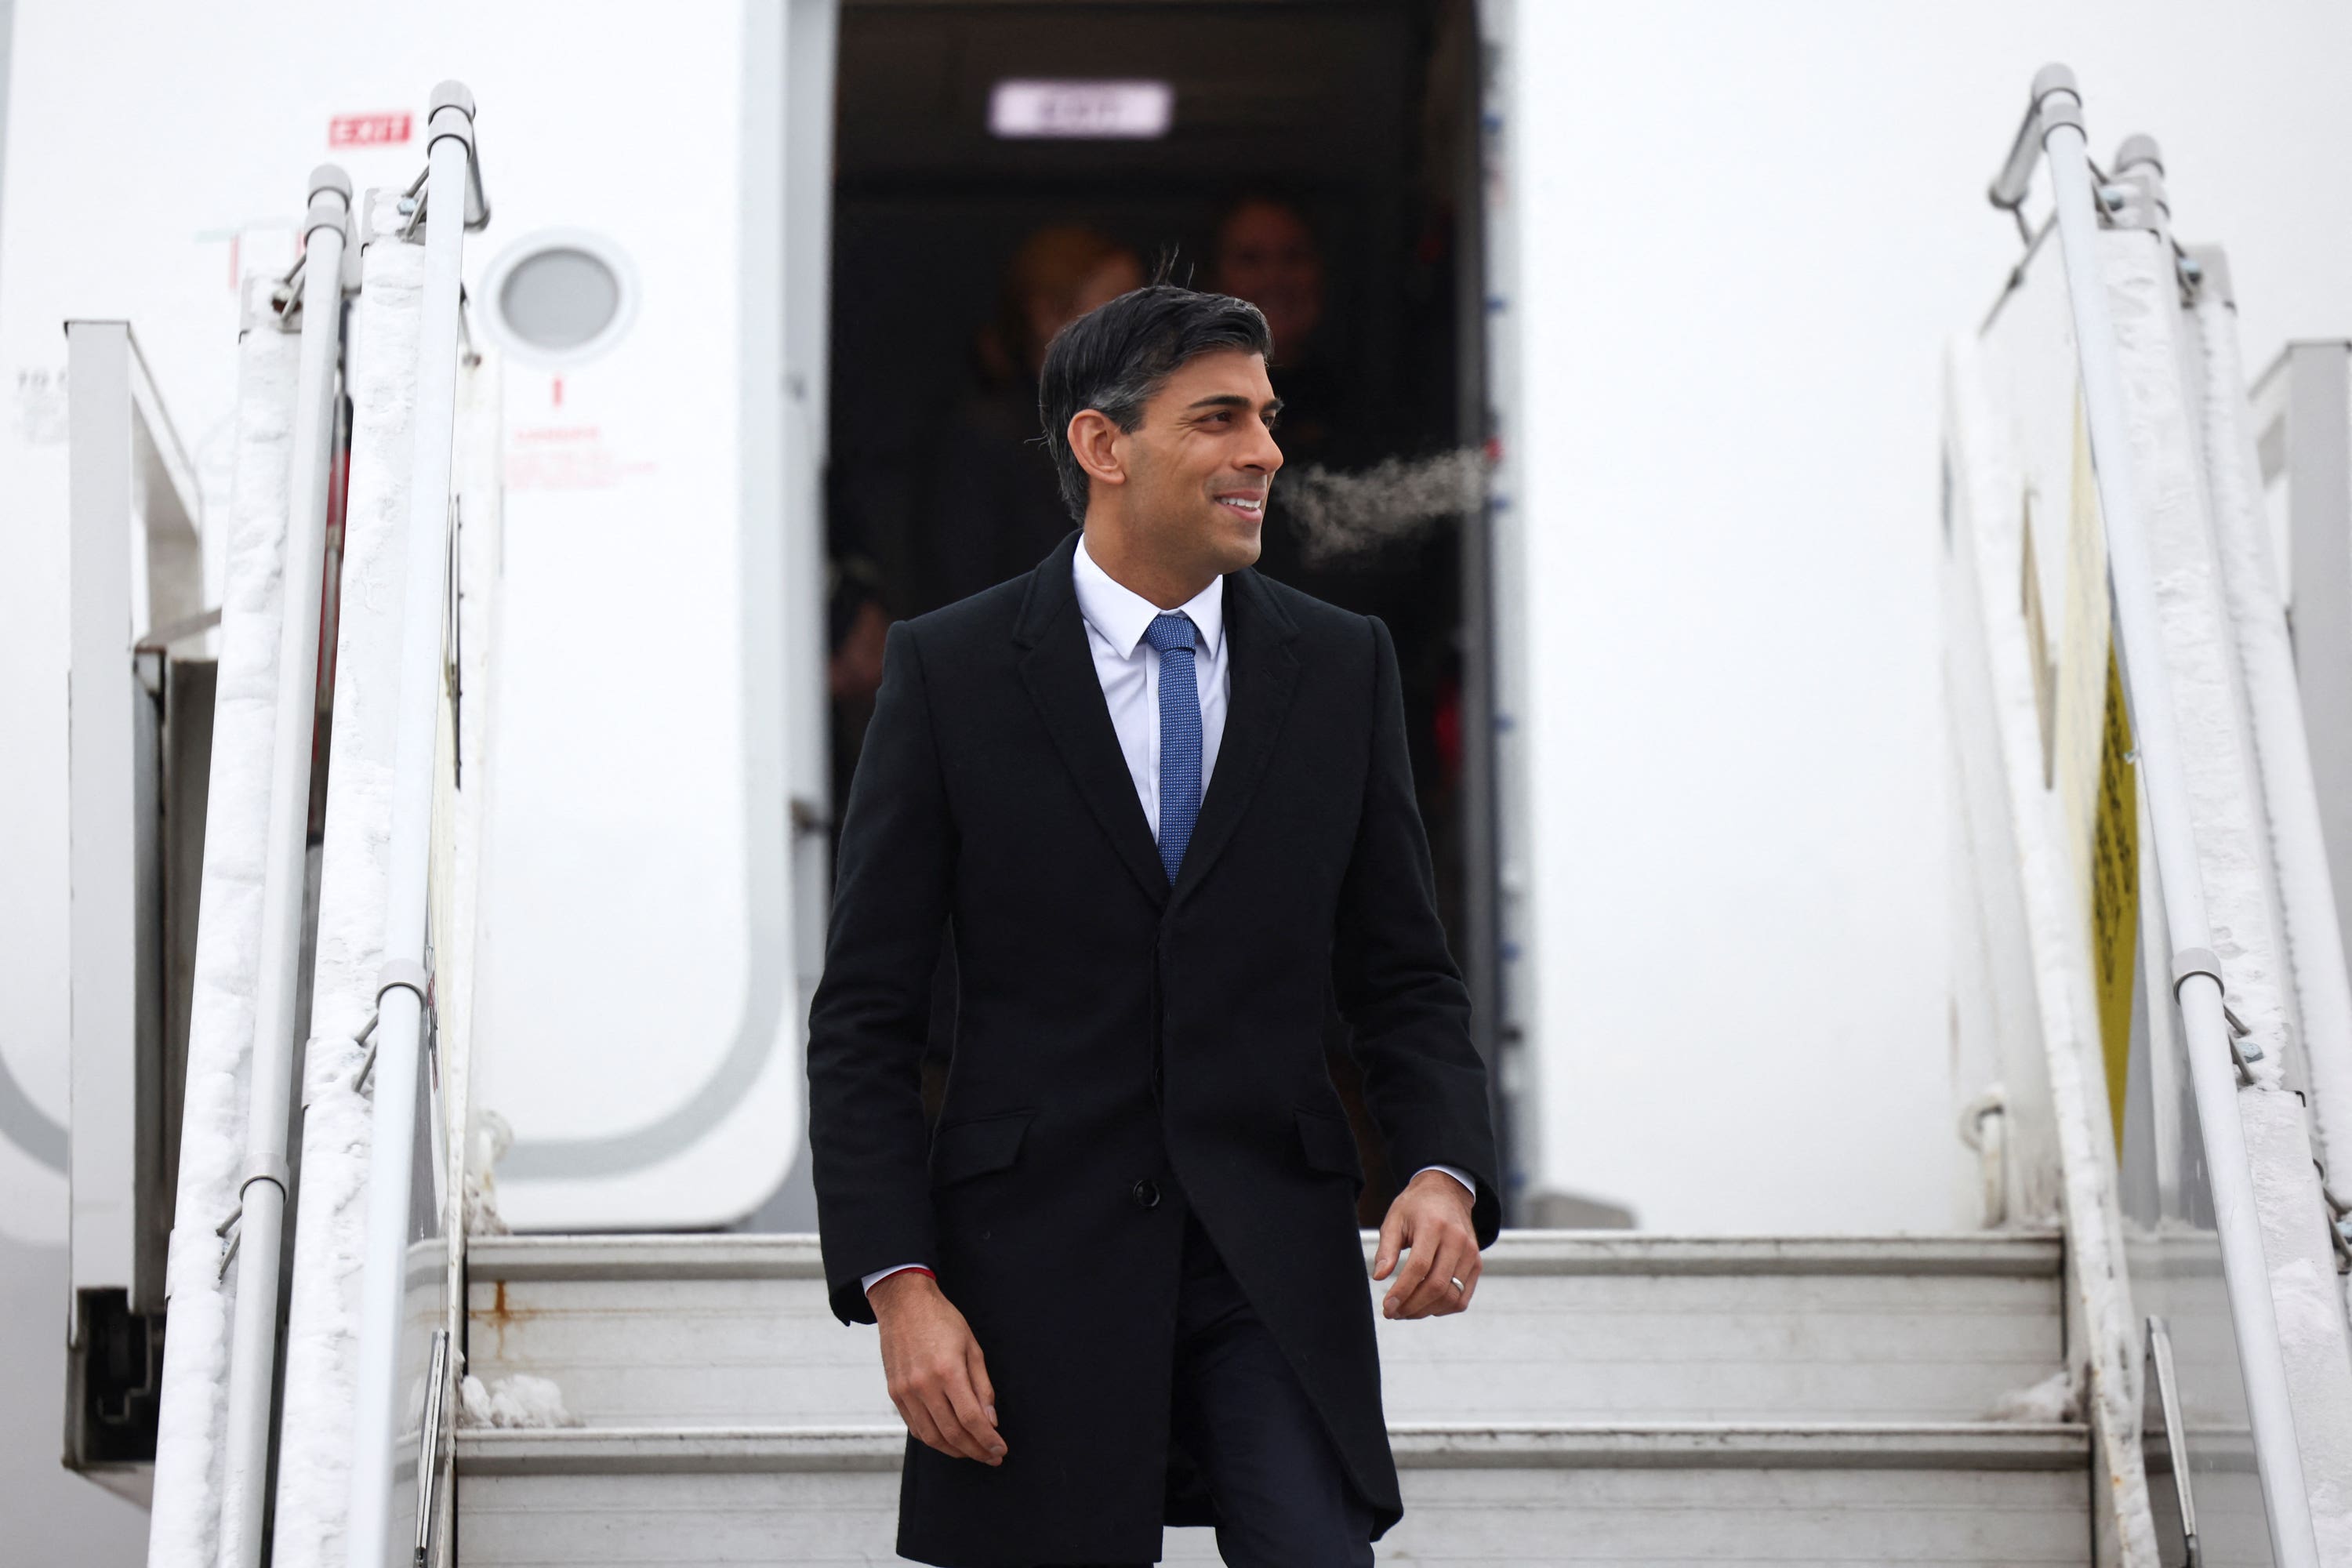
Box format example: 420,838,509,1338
807,528,1501,1566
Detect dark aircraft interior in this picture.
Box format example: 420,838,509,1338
825,0,1499,1221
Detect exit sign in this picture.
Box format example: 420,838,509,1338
329,112,413,148
989,80,1173,140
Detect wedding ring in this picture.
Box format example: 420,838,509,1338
1449,1275,1466,1294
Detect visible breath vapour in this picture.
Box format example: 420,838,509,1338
1274,448,1487,566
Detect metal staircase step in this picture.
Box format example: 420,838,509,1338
456,1421,2092,1565
466,1230,2067,1428
457,1419,2091,1474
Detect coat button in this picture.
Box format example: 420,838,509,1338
1131,1178,1161,1210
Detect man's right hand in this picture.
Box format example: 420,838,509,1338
869,1270,1007,1466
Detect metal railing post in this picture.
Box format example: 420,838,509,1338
140,288,303,1568
346,82,479,1568
2143,1317,2204,1568
216,162,351,1568
2019,63,2321,1565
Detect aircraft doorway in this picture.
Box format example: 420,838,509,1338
823,0,1499,1223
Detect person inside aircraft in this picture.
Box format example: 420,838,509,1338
1206,192,1403,611
1214,191,1374,472
918,223,1145,611
824,551,961,1106
826,554,895,855
1205,191,1467,1220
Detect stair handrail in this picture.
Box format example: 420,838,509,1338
2184,248,2352,1269
216,163,352,1568
344,82,485,1568
1997,63,2321,1565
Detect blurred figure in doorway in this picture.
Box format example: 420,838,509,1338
1212,192,1450,1228
920,223,1143,610
825,554,960,1116
1213,196,1323,360
1210,193,1376,474
1210,192,1422,635
826,555,894,854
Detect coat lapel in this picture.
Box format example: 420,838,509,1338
1013,532,1303,912
1171,564,1300,906
1016,532,1171,909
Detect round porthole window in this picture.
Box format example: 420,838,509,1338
479,229,638,369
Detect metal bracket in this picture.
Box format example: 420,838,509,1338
1957,1089,2009,1229
302,165,354,247
352,960,432,1093
265,274,303,334
2230,1040,2261,1083
2173,946,2263,1076
414,1329,452,1566
240,273,279,337
2103,132,2169,237
215,1204,242,1281
238,1153,290,1204
377,958,432,1009
397,82,492,244
1988,64,2084,220
392,169,429,241
2185,245,2234,309
2172,946,2223,995
214,1155,292,1282
2030,65,2085,140
2222,1001,2263,1078
347,1010,386,1093
2143,1317,2203,1567
269,167,356,330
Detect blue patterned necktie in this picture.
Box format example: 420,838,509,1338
1144,612,1202,884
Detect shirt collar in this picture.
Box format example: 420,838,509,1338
1073,530,1225,660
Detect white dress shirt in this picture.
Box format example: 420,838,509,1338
1070,529,1230,840
862,535,1471,1295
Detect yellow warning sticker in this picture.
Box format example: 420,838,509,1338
2089,645,2139,1152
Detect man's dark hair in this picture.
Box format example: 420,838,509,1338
1037,284,1272,524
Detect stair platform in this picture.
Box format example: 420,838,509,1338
466,1229,2067,1428
459,1231,2087,1564
459,1421,2092,1565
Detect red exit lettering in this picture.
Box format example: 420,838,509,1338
329,113,413,148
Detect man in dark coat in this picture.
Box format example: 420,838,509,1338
806,285,1501,1567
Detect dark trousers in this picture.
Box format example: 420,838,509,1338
1061,1209,1376,1568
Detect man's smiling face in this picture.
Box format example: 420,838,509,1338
1120,349,1284,576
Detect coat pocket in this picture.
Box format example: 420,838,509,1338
928,1109,1035,1189
1292,1106,1365,1187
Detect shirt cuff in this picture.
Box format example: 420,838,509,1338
862,1263,932,1294
1414,1163,1477,1198
862,1174,1473,1292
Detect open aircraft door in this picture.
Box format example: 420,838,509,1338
0,0,840,1243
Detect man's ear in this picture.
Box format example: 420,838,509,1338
1067,409,1127,492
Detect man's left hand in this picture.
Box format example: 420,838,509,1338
1372,1168,1482,1319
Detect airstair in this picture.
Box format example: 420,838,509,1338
454,1231,2085,1563
46,60,2352,1568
